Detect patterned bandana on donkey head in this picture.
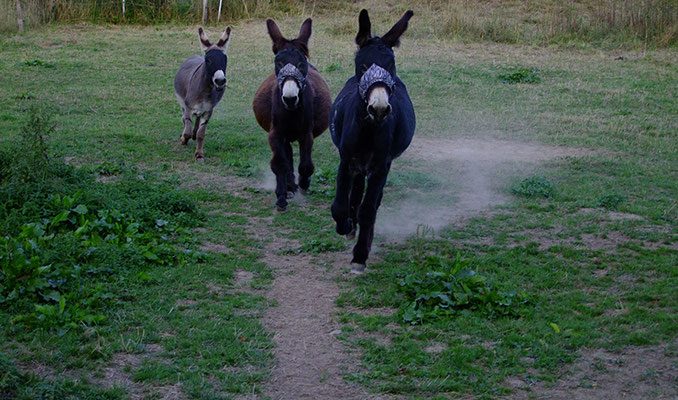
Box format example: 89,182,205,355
277,63,306,91
358,64,395,101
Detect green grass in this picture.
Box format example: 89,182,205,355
0,12,676,399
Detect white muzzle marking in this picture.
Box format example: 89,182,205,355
367,86,391,120
281,79,300,108
212,70,225,87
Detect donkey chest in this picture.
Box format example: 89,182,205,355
188,91,223,117
190,101,214,116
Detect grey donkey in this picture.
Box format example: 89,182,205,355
174,26,232,161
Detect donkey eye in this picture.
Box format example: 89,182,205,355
276,62,283,69
360,64,368,73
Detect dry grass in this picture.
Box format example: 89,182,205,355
389,0,678,47
1,0,308,30
3,0,676,47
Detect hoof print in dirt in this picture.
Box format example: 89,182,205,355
350,263,366,274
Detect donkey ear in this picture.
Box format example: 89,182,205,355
266,19,286,54
198,27,212,52
355,9,372,48
297,18,312,44
215,26,232,52
381,10,414,48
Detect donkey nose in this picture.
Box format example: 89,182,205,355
367,103,391,121
283,94,298,108
214,77,226,86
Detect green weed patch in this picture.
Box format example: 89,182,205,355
0,110,201,333
511,175,556,198
398,254,528,325
498,68,541,84
596,193,625,209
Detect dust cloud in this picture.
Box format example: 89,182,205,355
255,137,584,239
376,137,584,239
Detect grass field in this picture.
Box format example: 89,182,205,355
1,4,677,400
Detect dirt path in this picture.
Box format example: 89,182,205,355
252,219,388,400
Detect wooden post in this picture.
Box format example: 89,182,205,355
202,0,208,24
122,0,125,18
217,0,223,22
15,0,24,32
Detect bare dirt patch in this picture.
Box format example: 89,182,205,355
507,341,678,399
377,137,589,239
176,166,253,200
88,352,185,400
199,241,232,254
424,342,448,354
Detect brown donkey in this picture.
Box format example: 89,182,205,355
174,27,231,161
253,18,331,211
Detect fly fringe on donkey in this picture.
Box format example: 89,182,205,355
253,18,332,212
330,9,416,274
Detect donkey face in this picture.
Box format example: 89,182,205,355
199,27,232,91
267,18,313,110
354,9,413,122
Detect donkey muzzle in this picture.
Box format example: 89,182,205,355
213,70,226,90
367,86,392,122
281,79,300,110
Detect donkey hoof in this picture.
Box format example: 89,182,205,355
180,137,189,145
336,219,353,236
276,197,288,212
286,191,295,199
350,263,366,274
195,156,205,163
345,228,357,240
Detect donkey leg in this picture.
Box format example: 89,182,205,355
192,118,201,140
346,173,365,240
268,133,290,212
180,115,192,145
194,112,211,161
297,132,315,194
284,141,297,197
351,165,390,273
331,160,354,236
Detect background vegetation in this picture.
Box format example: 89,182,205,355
2,0,677,47
0,1,676,398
